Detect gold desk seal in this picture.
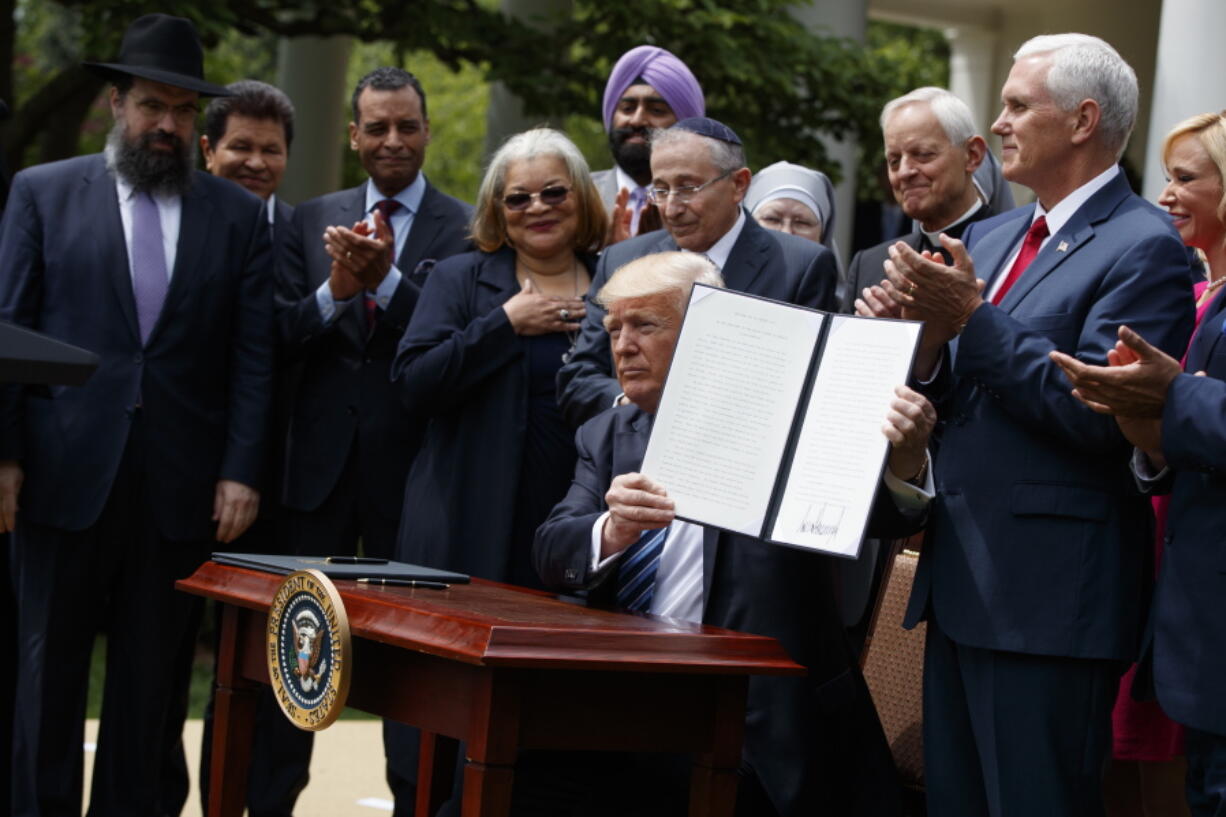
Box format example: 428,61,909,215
267,569,351,730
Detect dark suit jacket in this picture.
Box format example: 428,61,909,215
556,214,839,428
274,179,471,517
840,202,998,314
535,406,917,815
903,171,1196,661
0,153,273,540
1148,291,1226,735
590,168,620,213
392,248,592,581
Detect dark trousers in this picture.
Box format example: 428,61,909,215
241,443,415,814
10,426,209,817
922,615,1119,817
1186,727,1226,816
1,533,14,817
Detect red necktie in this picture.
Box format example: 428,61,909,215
991,216,1049,306
365,199,403,332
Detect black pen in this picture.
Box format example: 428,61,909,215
355,578,449,590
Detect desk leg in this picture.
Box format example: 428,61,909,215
461,672,520,817
208,605,260,817
416,731,459,817
689,677,747,817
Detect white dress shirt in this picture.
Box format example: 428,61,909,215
115,176,180,284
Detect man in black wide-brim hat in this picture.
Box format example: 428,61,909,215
0,14,274,816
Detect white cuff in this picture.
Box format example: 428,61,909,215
590,511,626,574
370,265,403,307
1132,447,1169,485
883,451,935,512
315,280,355,324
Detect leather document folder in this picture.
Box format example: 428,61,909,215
211,552,470,584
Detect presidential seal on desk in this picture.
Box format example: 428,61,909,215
267,569,351,730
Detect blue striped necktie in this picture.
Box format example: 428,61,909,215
616,526,669,613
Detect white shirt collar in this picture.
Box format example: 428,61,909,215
114,174,179,208
921,199,984,245
366,172,426,215
694,209,747,272
614,164,646,196
266,193,277,224
1032,164,1120,236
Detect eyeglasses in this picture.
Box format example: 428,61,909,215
134,98,200,125
502,186,571,211
647,170,732,205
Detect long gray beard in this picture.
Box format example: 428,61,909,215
105,119,196,197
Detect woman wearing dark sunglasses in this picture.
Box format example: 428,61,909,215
392,127,607,592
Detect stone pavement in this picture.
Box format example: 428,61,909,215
83,719,394,816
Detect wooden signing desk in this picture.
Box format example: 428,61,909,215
178,561,803,817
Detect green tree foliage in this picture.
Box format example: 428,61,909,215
856,19,951,202
3,0,897,187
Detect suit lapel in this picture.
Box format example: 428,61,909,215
999,174,1133,313
149,179,212,346
398,181,444,278
615,409,652,484
474,248,519,314
87,160,141,343
975,208,1033,293
720,215,770,292
595,170,620,209
997,219,1091,312
1186,291,1226,371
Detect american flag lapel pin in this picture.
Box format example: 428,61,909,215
1057,241,1069,252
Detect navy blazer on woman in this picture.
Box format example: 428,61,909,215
392,248,592,581
904,172,1196,661
0,154,273,540
534,405,919,816
1150,291,1226,736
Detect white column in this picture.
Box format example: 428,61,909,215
274,36,354,205
945,25,998,138
484,0,571,155
1142,0,1226,202
789,0,868,262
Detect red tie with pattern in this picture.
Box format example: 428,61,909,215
364,199,402,332
991,216,1049,306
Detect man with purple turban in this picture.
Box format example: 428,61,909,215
594,45,705,240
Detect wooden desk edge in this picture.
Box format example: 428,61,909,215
177,562,805,677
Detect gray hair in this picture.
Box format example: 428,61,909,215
596,251,724,315
470,127,606,254
880,86,977,145
1014,33,1138,159
649,127,747,174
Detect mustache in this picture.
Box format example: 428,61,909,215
142,130,184,151
611,125,651,145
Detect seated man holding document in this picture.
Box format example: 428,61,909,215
534,251,936,817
